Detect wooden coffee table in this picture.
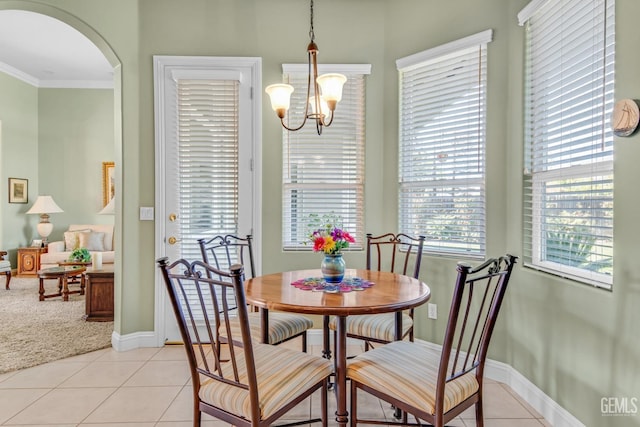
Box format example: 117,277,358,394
58,261,91,283
37,266,87,301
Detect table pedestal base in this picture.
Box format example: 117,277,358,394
335,315,348,426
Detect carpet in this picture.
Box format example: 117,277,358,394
0,276,113,374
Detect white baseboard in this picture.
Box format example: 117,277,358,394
494,362,586,427
111,330,158,352
111,328,583,427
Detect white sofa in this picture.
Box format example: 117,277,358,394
40,224,115,269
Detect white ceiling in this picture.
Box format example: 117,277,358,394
0,10,113,89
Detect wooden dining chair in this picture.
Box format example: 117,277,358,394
157,257,331,427
326,232,425,355
198,234,313,352
347,254,518,427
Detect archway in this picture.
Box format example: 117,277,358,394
0,2,123,342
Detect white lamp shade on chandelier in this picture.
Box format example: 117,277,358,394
26,195,64,243
265,84,294,118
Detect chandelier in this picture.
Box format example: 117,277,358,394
265,0,347,135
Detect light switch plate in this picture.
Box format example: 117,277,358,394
140,207,154,221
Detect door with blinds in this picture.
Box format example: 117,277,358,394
154,56,262,343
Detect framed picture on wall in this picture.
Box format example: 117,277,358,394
102,162,114,206
8,178,28,203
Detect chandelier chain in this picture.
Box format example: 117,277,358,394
309,0,315,43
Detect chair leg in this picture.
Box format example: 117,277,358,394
302,331,308,353
322,315,331,359
475,399,484,427
350,380,358,427
322,378,328,427
193,404,201,426
4,271,10,290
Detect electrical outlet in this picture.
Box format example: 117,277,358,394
428,303,437,319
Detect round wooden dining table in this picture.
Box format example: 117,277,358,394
244,268,431,426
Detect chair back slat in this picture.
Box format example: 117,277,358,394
366,232,425,279
198,234,257,315
436,255,517,409
157,257,258,401
198,234,256,279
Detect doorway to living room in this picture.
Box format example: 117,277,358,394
0,5,123,368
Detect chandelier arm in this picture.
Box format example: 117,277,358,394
320,110,335,127
279,49,316,132
280,116,308,132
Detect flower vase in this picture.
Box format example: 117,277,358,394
321,253,345,284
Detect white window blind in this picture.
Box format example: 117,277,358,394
397,30,492,258
521,0,615,288
282,64,370,250
177,78,240,261
175,78,240,317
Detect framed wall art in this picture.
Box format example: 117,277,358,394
8,178,28,203
102,162,115,206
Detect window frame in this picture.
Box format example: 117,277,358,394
519,0,615,289
280,63,371,252
396,30,493,259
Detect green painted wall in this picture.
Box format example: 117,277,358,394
37,88,115,237
0,75,114,261
0,72,38,264
0,0,638,425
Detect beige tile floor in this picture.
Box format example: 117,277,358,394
0,340,551,426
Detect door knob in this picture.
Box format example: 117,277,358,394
168,236,181,245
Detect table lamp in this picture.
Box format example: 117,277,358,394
98,197,114,215
26,195,64,245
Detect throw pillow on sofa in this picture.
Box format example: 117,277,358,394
79,231,106,252
64,229,90,251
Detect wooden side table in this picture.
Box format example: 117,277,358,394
17,247,47,277
83,266,114,321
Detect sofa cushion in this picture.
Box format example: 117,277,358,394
69,224,114,251
79,231,106,251
40,250,114,267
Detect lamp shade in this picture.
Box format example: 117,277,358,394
309,96,330,118
26,195,64,215
99,197,115,215
316,73,347,103
265,83,294,116
26,195,63,244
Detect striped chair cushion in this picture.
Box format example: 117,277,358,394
328,312,413,342
347,340,479,415
222,312,313,344
199,342,332,420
